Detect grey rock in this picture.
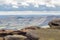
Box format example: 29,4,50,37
48,19,60,29
26,30,39,40
4,35,27,40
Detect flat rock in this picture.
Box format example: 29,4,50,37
5,35,27,40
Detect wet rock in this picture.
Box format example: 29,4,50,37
4,35,27,40
48,19,60,29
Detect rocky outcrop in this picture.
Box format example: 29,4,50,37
48,19,60,29
4,35,27,40
0,29,39,40
26,30,39,40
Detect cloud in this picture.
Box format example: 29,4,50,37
0,0,60,8
20,2,29,7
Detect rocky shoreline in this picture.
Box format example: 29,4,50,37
0,18,60,40
0,26,40,40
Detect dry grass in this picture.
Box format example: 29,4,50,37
36,29,60,40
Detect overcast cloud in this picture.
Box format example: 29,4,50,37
0,0,60,8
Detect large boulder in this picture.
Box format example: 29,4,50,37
4,35,27,40
26,30,39,40
48,19,60,29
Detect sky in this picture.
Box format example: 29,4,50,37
0,0,60,11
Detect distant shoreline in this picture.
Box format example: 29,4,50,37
0,11,60,15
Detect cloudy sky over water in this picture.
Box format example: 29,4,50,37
0,11,60,15
0,0,60,11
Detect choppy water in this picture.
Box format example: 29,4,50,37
0,15,59,30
